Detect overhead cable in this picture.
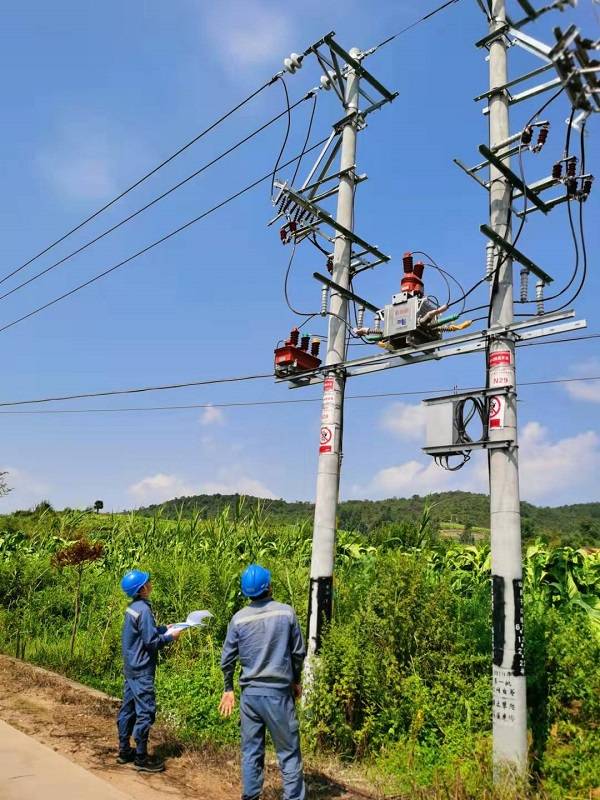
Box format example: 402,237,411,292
0,374,598,415
0,75,282,288
373,0,462,51
0,93,314,304
0,137,329,336
0,334,598,409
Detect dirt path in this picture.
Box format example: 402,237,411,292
0,655,369,800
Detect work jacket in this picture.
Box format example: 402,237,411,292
121,598,173,676
221,598,306,695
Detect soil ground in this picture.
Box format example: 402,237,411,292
0,654,372,799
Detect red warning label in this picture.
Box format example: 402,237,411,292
323,378,335,392
489,351,512,368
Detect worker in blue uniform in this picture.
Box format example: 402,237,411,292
219,564,306,800
117,569,182,772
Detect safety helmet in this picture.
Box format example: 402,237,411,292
241,564,271,598
121,569,150,597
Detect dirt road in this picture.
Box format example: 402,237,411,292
0,655,367,799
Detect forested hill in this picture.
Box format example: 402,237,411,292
135,491,600,542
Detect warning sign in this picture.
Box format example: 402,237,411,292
489,351,511,368
321,376,340,425
489,395,506,429
489,349,514,388
319,426,335,454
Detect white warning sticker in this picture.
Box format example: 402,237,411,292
319,425,335,454
489,349,514,388
321,376,341,425
489,395,506,429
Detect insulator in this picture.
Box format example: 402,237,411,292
300,335,310,351
566,177,578,197
566,157,577,178
521,126,533,146
413,261,425,279
290,327,300,346
552,162,563,180
486,242,495,281
320,285,329,316
403,252,413,274
374,314,382,331
319,70,336,91
536,280,545,316
283,53,302,74
311,338,321,357
357,305,365,328
536,126,549,149
581,176,594,200
520,268,529,302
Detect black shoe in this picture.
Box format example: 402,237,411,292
134,754,165,773
117,748,136,764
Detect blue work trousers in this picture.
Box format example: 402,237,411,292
117,671,156,755
240,692,305,800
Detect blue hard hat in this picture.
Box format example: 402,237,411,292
121,569,150,597
241,564,271,598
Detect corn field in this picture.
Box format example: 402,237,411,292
0,501,598,798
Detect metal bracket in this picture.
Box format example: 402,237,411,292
274,183,389,264
312,272,380,312
279,310,586,386
480,224,554,283
478,145,550,213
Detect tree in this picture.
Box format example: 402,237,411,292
94,500,104,514
53,538,104,656
0,471,12,498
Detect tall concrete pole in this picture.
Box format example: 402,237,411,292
306,52,360,662
487,0,528,779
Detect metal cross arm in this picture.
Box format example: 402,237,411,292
312,273,380,313
278,311,584,386
478,145,550,213
480,224,554,283
275,184,390,264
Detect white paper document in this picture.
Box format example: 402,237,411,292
169,610,213,630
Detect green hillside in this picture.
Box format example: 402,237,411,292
134,491,600,546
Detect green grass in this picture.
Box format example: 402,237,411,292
0,502,598,798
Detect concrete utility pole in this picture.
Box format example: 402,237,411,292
487,0,528,778
306,53,360,661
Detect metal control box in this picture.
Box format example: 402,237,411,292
382,295,440,347
424,397,459,449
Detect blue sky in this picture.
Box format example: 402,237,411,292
1,0,599,512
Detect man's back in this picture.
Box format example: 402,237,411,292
221,598,305,695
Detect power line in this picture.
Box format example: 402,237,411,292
0,373,273,408
0,93,314,305
0,137,329,337
0,374,598,415
0,75,282,288
0,333,597,409
373,0,462,50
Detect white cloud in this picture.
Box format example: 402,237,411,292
203,0,293,72
380,402,427,441
352,420,600,504
518,422,600,502
128,473,196,505
564,359,600,403
37,115,151,202
200,405,225,426
0,466,51,512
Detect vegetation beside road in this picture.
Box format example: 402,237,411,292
0,500,598,798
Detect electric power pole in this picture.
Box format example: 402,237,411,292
487,0,527,777
307,53,360,662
